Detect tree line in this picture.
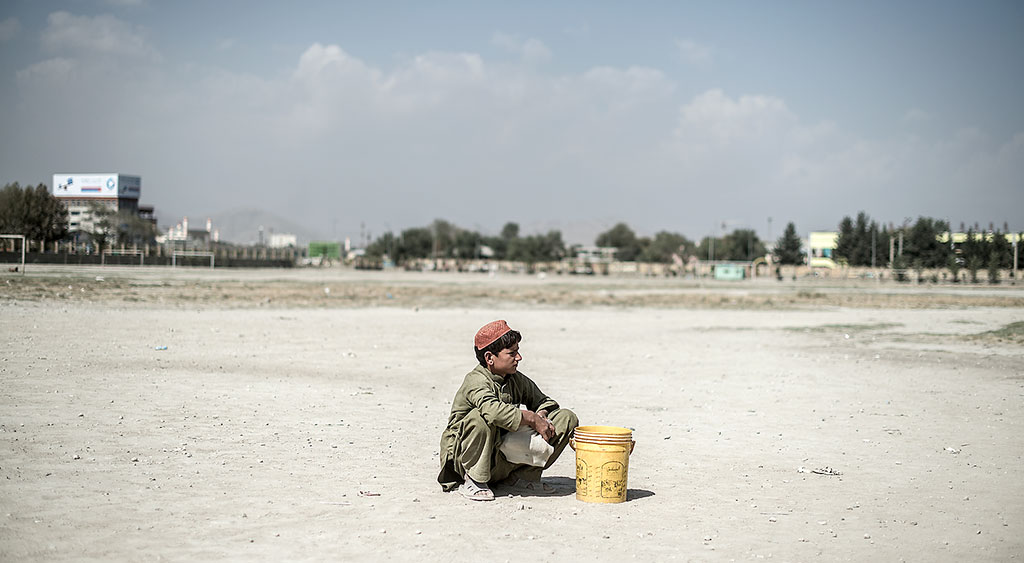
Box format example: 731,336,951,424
833,211,1019,282
0,183,68,242
0,182,157,252
364,219,567,265
2,181,1019,276
363,220,786,266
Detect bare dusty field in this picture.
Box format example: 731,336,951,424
1,265,1022,561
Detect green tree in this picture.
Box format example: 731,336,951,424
638,231,694,264
430,219,458,258
509,230,565,265
0,182,69,242
903,217,950,268
987,249,1001,284
84,203,116,253
481,235,507,260
836,212,887,266
947,254,961,283
453,229,482,259
697,229,766,261
365,232,397,260
722,229,766,261
851,212,871,266
773,222,803,265
834,216,855,265
500,222,519,240
111,210,158,246
595,222,644,261
961,228,986,283
989,230,1012,269
397,227,433,261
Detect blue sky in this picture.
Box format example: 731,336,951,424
1,1,1021,244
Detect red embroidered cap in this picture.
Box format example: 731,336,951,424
474,320,512,350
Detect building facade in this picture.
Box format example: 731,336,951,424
52,173,144,233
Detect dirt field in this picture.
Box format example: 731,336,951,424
1,265,1022,561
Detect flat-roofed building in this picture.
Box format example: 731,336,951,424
52,173,143,233
808,231,838,268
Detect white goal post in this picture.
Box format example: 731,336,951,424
102,249,145,266
0,234,26,274
172,250,215,269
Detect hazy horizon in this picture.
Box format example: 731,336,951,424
1,1,1022,245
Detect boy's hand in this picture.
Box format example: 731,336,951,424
522,409,556,442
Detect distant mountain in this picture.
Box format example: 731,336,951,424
204,208,328,246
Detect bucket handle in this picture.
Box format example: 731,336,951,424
569,437,636,455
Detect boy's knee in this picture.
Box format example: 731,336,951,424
462,411,497,446
554,408,578,430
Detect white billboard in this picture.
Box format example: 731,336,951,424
52,173,141,199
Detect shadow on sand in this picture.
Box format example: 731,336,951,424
512,477,655,502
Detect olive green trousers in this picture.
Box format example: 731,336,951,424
455,407,578,485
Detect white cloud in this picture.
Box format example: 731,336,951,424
294,43,379,82
15,57,75,84
491,32,551,63
0,17,20,41
41,11,156,59
676,88,794,143
676,39,712,66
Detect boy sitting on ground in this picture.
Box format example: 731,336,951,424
437,320,578,501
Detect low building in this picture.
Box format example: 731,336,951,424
269,233,297,248
714,263,746,280
158,217,219,249
808,231,838,268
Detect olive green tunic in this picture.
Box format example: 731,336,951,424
437,365,568,491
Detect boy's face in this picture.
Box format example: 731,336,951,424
486,343,521,377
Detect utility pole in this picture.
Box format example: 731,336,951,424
1014,233,1019,284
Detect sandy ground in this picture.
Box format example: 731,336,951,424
1,266,1022,561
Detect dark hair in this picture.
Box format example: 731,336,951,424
475,329,522,367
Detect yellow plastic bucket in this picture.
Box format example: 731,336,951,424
571,425,635,504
